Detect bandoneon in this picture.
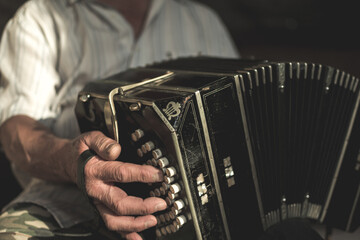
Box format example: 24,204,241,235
75,57,360,239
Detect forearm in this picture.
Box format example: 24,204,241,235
0,115,75,183
0,115,167,237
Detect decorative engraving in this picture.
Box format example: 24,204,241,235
163,101,181,120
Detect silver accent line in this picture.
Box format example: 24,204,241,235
349,76,356,91
317,65,322,80
339,71,345,86
289,62,293,79
152,103,175,132
195,90,231,240
311,64,316,79
304,63,308,79
152,103,203,240
118,71,174,95
320,86,360,222
324,67,334,89
346,183,360,231
334,70,340,85
344,74,351,89
234,75,266,229
296,62,300,79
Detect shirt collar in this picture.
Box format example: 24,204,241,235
66,0,168,28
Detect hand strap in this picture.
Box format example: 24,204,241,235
76,149,102,229
77,149,96,196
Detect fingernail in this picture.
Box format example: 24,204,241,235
105,143,116,154
145,218,157,229
155,201,167,211
152,171,164,182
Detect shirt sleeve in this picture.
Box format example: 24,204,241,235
0,1,60,127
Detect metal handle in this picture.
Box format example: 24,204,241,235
107,71,174,143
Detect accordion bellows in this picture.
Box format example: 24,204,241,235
75,57,360,240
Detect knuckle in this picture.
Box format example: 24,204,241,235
133,224,144,232
114,200,125,214
114,167,125,182
139,167,154,182
104,219,117,231
84,180,100,198
140,207,148,215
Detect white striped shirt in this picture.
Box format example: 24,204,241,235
0,0,239,227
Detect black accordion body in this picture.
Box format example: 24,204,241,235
75,57,360,239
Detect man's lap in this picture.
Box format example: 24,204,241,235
0,203,119,240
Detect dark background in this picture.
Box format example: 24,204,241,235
0,0,359,208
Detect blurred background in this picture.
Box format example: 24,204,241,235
0,0,359,238
197,0,359,77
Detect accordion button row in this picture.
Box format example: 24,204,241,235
133,128,189,234
156,215,188,237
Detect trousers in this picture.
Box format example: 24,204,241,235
0,203,120,240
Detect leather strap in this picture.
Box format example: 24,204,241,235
76,149,102,229
77,149,96,196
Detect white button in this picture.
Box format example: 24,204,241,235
134,129,144,139
168,192,178,200
164,213,171,222
170,183,181,194
145,141,155,151
152,149,163,159
171,207,180,216
176,215,187,226
166,167,177,177
141,145,147,154
161,227,167,235
169,211,176,219
131,133,138,142
162,182,170,190
159,214,165,223
154,188,161,197
159,186,166,195
131,129,144,141
165,197,174,206
137,148,143,157
174,199,185,210
170,224,178,233
158,157,169,168
151,158,158,166
164,176,175,184
156,229,162,237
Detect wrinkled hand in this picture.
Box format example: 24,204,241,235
69,131,167,240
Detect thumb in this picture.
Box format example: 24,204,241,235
82,131,121,161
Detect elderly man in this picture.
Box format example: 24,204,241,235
0,0,238,239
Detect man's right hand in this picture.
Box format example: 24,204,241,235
69,131,167,240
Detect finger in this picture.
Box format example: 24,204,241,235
82,131,121,161
95,202,158,233
89,160,164,183
91,184,167,216
113,195,167,216
121,232,143,240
